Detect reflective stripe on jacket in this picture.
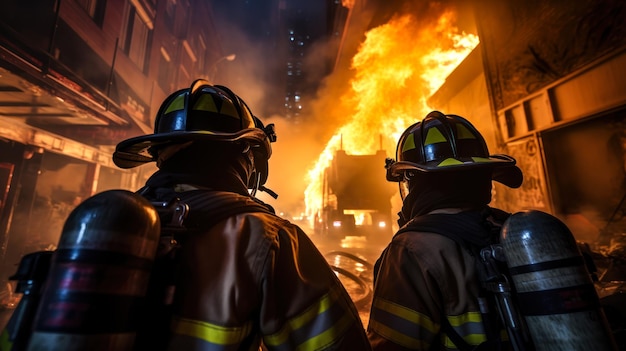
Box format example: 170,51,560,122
367,231,488,351
165,195,371,351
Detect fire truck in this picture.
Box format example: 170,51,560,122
314,149,396,238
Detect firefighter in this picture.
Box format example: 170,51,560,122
367,111,524,351
112,79,371,350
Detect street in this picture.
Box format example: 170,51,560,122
309,231,392,326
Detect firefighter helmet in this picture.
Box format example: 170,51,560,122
113,79,277,186
386,111,522,188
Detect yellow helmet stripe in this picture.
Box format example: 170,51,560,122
424,127,447,145
471,157,493,163
401,133,416,153
437,158,463,167
193,94,219,113
0,328,13,350
164,93,187,115
456,124,476,139
219,99,239,118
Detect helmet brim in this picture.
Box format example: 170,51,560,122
387,154,523,188
112,129,271,169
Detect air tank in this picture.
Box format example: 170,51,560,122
26,190,160,351
500,210,617,351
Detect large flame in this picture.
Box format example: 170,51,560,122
304,11,479,220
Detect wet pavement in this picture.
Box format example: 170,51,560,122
309,232,392,326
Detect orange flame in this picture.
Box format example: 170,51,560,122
341,0,355,10
304,11,479,220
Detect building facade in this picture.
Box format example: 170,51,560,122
429,0,626,246
0,0,231,283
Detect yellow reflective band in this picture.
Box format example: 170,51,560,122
447,311,483,326
263,288,343,347
164,94,186,114
193,94,219,113
456,124,476,139
170,317,252,345
401,133,416,153
437,158,463,167
471,157,492,163
369,320,430,349
443,333,487,348
295,313,354,351
424,127,447,145
0,328,12,351
372,298,437,333
443,312,487,347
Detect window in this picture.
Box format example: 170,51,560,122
75,0,106,26
164,0,176,31
120,2,153,72
157,47,172,92
196,34,206,74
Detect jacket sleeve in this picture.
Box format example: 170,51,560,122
259,221,372,351
367,235,445,351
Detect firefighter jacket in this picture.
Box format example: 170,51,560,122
140,186,372,351
367,207,510,351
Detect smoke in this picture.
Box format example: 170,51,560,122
209,4,341,218
256,38,343,218
212,1,477,220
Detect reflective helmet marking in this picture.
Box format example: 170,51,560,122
164,93,186,115
424,127,447,145
438,158,464,167
402,133,416,153
385,111,522,189
456,124,476,139
192,94,219,113
113,79,277,190
471,157,493,163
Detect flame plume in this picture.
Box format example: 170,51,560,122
304,10,479,220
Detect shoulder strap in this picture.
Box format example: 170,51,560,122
139,187,274,233
133,188,274,350
397,208,509,351
397,209,496,252
175,189,274,230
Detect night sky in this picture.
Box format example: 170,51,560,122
208,0,329,118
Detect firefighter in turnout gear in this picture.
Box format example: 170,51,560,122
367,111,524,351
112,79,371,351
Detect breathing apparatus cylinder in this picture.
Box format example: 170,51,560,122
26,190,160,351
500,210,617,351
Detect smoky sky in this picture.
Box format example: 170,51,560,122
205,1,332,217
208,0,328,111
210,1,326,41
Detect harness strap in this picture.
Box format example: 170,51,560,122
133,187,274,351
398,208,508,350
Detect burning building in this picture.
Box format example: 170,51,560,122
444,0,626,249
305,1,480,234
309,0,626,251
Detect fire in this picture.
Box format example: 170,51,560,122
304,10,479,221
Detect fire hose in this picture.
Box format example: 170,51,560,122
324,251,373,310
